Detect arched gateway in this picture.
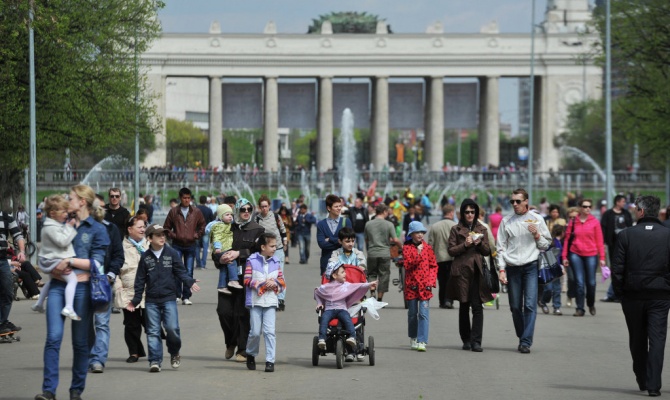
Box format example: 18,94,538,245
142,0,601,173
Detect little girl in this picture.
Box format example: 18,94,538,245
32,194,80,320
314,259,377,351
209,204,241,294
244,233,286,373
403,221,438,352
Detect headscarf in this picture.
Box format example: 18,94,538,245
235,198,253,227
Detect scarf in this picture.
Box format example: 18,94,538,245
128,237,146,255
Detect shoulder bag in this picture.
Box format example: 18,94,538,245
538,247,563,285
90,259,112,312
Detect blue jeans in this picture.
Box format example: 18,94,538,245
246,306,276,362
172,243,196,300
541,279,562,310
355,232,365,252
89,301,111,367
145,301,181,366
196,235,209,269
42,279,92,394
275,248,286,301
407,299,430,343
0,258,13,324
319,309,355,340
569,253,598,312
298,233,311,263
217,260,238,288
506,262,538,347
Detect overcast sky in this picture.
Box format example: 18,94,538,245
157,1,595,135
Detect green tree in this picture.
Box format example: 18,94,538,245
223,129,262,166
307,12,391,34
166,119,208,167
0,0,163,205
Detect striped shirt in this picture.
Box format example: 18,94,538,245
0,212,24,253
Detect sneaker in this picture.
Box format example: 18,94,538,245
345,354,355,362
235,353,247,363
34,391,56,400
218,288,232,295
539,302,549,314
278,299,285,312
417,342,426,352
265,361,274,372
318,339,326,350
573,309,585,317
553,308,563,316
3,321,21,332
30,294,40,300
89,362,103,373
356,354,365,362
182,299,193,305
410,338,418,350
228,281,243,289
170,354,181,369
149,363,161,372
589,306,596,316
111,307,121,314
345,337,356,348
566,298,573,307
246,355,256,370
31,303,45,313
61,307,81,321
69,389,82,400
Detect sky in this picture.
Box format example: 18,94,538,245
157,0,595,135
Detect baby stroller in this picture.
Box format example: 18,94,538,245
312,264,376,369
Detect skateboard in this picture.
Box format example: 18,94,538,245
0,331,20,343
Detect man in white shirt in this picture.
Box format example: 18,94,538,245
497,188,551,354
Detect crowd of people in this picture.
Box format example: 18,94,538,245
2,185,670,399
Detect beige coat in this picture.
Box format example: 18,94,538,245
114,238,149,308
427,218,458,262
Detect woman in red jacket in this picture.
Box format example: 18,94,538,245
561,199,606,317
403,221,438,352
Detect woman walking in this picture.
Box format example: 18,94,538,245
447,199,492,352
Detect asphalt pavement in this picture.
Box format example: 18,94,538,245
0,238,662,400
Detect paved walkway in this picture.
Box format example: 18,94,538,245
0,238,661,400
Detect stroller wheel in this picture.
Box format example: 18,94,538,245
368,336,375,366
335,340,344,369
312,336,320,366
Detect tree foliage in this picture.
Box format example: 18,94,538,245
0,0,163,205
591,0,670,167
166,118,208,167
307,12,391,34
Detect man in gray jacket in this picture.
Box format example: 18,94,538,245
427,205,457,309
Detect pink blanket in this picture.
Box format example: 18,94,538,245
314,281,371,309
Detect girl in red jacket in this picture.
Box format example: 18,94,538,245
403,221,438,352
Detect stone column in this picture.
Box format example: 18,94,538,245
478,76,500,168
208,76,223,168
142,74,167,167
371,76,389,171
425,76,444,172
263,76,279,172
317,76,333,172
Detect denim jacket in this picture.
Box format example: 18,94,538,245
73,216,110,274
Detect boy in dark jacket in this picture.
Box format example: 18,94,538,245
127,224,200,373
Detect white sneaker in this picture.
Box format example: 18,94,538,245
228,281,243,289
417,342,426,352
217,288,232,295
317,339,326,350
356,354,365,362
61,307,81,321
31,303,45,313
346,337,356,348
345,354,355,362
149,363,161,372
182,299,193,305
410,338,418,350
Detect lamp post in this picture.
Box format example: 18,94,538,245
605,0,614,205
527,0,537,204
134,31,140,212
29,0,37,262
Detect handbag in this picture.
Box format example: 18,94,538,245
89,259,112,312
482,256,500,294
538,247,563,285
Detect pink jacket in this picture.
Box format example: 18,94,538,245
562,214,605,260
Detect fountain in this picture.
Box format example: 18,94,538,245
338,108,358,198
561,146,606,181
80,155,131,186
276,184,290,205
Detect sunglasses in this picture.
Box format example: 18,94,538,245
581,205,592,209
239,207,252,213
463,211,476,215
109,195,120,199
510,199,523,205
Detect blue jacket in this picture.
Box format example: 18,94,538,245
132,245,195,305
295,212,317,236
73,216,109,269
316,217,352,255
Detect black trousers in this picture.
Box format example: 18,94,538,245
622,298,670,392
216,282,250,356
437,261,452,306
459,270,483,345
122,308,146,357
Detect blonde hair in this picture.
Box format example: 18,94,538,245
43,194,69,218
71,184,105,222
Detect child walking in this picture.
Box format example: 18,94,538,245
209,204,242,294
314,260,377,351
32,195,80,320
403,221,438,352
244,233,286,373
126,224,200,372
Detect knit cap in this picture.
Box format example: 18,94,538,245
216,204,233,220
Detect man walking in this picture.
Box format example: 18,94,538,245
104,188,130,235
163,187,205,305
0,211,26,336
364,204,400,302
196,195,215,270
426,205,457,309
348,197,368,252
612,195,670,397
295,204,316,264
497,188,551,354
600,194,632,303
316,194,352,276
